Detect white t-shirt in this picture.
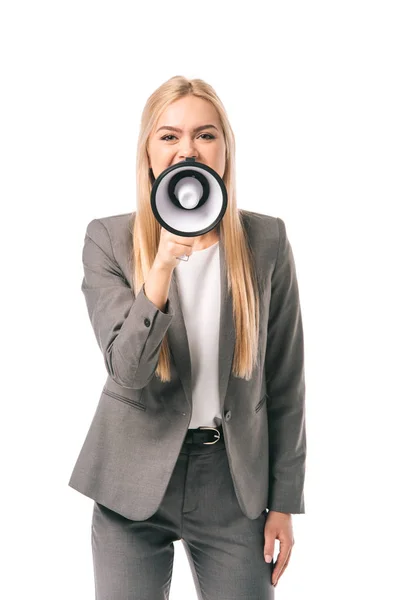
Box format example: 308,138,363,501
174,240,222,429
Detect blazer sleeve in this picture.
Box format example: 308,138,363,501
81,218,175,389
265,217,307,514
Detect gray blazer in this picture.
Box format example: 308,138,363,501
68,209,306,521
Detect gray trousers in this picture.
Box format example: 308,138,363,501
91,428,275,599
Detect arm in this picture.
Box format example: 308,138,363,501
265,217,307,514
81,218,175,389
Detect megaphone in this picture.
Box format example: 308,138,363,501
150,157,228,261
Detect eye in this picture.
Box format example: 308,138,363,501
160,133,215,141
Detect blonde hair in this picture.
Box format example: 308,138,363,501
132,75,260,382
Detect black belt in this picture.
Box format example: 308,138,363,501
184,425,224,445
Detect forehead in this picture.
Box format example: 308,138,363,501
155,96,220,129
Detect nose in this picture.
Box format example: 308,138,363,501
178,139,199,161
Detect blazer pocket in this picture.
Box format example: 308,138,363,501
102,387,146,411
254,393,267,413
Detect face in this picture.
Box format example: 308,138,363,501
147,95,226,181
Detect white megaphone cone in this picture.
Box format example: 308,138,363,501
175,177,202,210
150,157,228,262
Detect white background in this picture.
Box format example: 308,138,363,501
1,1,399,598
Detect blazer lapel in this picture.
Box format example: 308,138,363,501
166,240,235,413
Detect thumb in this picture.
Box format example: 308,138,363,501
263,536,275,563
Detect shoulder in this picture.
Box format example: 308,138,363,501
85,211,134,239
82,212,136,283
239,208,284,244
84,212,135,254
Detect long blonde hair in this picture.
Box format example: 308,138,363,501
132,75,260,382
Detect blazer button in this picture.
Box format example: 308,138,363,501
144,318,151,327
225,410,232,421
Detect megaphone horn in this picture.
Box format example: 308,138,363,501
150,157,228,261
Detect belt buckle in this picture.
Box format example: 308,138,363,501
199,426,221,445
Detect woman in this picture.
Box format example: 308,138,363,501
68,75,307,599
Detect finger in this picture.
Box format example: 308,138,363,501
278,537,294,578
272,547,292,587
271,538,291,584
278,548,292,579
173,240,195,251
263,536,275,563
271,550,286,584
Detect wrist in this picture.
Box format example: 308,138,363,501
154,256,174,273
268,510,291,517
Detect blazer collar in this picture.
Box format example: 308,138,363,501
166,240,235,412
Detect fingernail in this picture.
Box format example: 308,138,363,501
264,554,272,563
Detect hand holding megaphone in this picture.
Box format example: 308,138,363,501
155,227,195,270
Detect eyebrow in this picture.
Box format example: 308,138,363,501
155,124,219,134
